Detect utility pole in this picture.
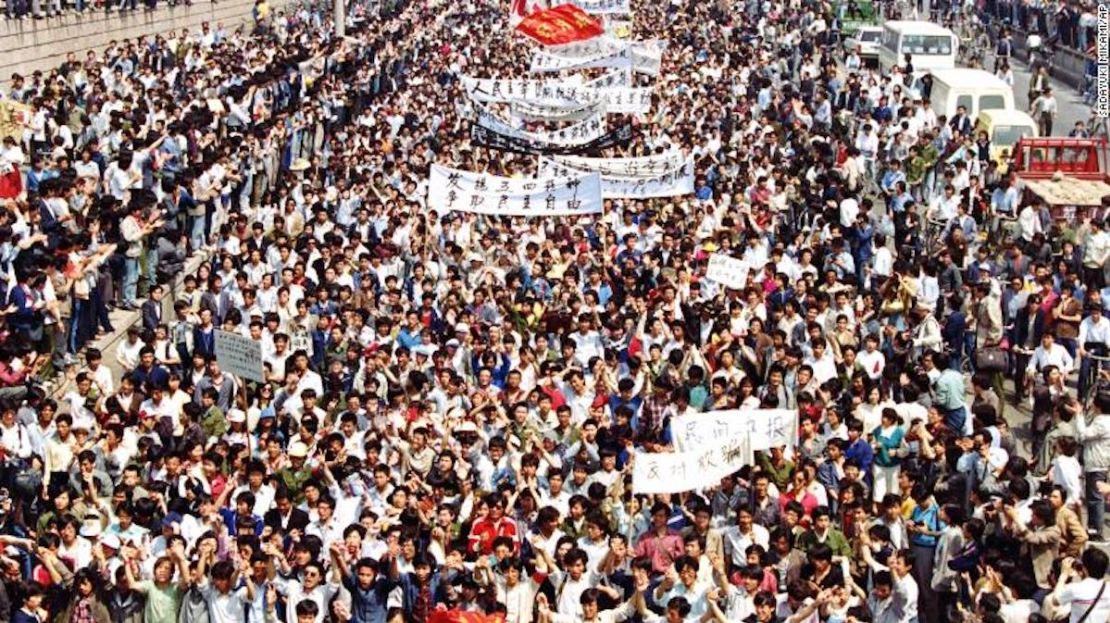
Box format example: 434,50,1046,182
335,0,345,37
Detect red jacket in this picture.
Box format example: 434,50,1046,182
467,516,519,555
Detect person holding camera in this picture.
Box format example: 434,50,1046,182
1044,548,1110,623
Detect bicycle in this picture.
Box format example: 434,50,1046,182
991,213,1019,249
941,344,972,375
1082,349,1110,406
923,217,949,252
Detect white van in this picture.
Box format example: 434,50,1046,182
878,21,959,73
928,68,1015,119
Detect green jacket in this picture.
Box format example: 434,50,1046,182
279,466,314,502
796,528,852,558
201,406,228,439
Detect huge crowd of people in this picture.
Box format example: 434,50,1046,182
0,0,1107,621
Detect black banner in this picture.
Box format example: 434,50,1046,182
469,122,634,156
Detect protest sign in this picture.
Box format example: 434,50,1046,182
705,254,751,290
538,156,694,198
0,100,30,143
570,0,630,14
529,46,633,73
583,66,633,88
215,330,265,383
590,87,652,114
461,76,650,114
549,151,686,177
476,106,608,147
460,76,585,103
469,120,633,155
535,37,664,75
427,164,603,216
510,99,606,124
632,435,753,494
670,409,798,453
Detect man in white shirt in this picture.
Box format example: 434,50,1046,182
568,314,605,369
1078,305,1110,397
1019,202,1044,244
721,507,770,568
927,184,960,223
1026,333,1074,378
1083,220,1110,287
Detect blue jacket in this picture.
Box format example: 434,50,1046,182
344,575,394,623
845,437,874,474
393,571,447,619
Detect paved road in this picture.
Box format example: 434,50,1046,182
981,49,1092,136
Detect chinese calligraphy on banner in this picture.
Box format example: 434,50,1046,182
531,37,664,75
426,164,603,216
529,46,633,73
461,75,651,115
670,409,799,453
538,155,694,198
215,330,265,383
476,106,609,147
569,0,631,14
548,151,686,177
632,435,753,494
510,99,606,124
469,121,634,155
705,254,752,290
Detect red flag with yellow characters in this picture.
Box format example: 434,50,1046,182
515,3,603,46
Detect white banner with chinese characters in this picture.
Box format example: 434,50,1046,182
427,165,603,216
589,87,652,114
538,156,694,198
476,106,608,147
511,99,606,124
632,436,753,494
215,330,265,383
530,46,634,73
549,151,686,177
584,66,634,88
670,409,798,453
459,76,585,103
536,37,664,75
570,0,630,14
705,254,751,290
461,76,651,114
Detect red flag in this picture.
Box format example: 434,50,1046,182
509,0,548,26
428,611,506,623
515,4,603,46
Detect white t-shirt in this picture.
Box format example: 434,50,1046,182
201,584,250,623
1057,578,1110,623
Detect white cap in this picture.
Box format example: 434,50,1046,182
100,534,122,550
454,420,478,434
227,409,247,423
288,442,309,458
